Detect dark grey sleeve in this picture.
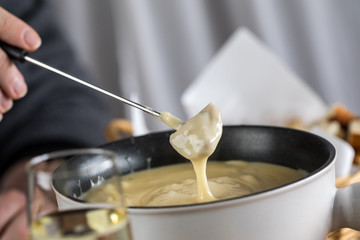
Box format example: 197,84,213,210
0,0,112,175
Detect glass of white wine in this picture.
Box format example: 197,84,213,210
26,148,133,240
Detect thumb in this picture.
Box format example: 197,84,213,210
0,7,41,51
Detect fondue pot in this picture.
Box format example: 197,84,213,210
53,126,360,240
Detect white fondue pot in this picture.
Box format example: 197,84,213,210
53,126,360,240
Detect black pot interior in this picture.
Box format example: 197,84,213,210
53,125,335,202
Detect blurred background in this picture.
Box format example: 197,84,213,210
47,0,360,134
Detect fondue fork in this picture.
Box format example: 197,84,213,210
0,41,184,130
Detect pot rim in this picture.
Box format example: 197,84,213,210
127,126,336,212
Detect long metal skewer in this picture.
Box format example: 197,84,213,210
24,56,161,118
0,41,185,130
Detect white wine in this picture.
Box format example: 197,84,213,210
30,208,132,240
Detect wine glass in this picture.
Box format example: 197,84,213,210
26,148,132,240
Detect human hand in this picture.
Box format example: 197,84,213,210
0,190,29,240
0,7,41,120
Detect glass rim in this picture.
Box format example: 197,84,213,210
26,148,117,172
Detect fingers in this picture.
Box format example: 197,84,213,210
0,91,13,117
0,7,40,117
1,209,29,240
0,190,28,240
0,48,27,100
0,53,26,116
0,190,26,231
0,7,41,51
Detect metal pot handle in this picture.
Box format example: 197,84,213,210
104,119,133,142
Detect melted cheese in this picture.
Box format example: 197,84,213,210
83,161,304,207
169,103,222,202
82,103,304,207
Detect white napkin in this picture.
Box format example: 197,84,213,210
181,27,355,177
181,28,327,126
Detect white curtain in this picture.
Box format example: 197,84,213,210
47,0,123,118
49,0,360,133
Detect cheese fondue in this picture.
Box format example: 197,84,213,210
159,112,184,130
82,103,304,207
169,103,222,202
83,161,305,207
